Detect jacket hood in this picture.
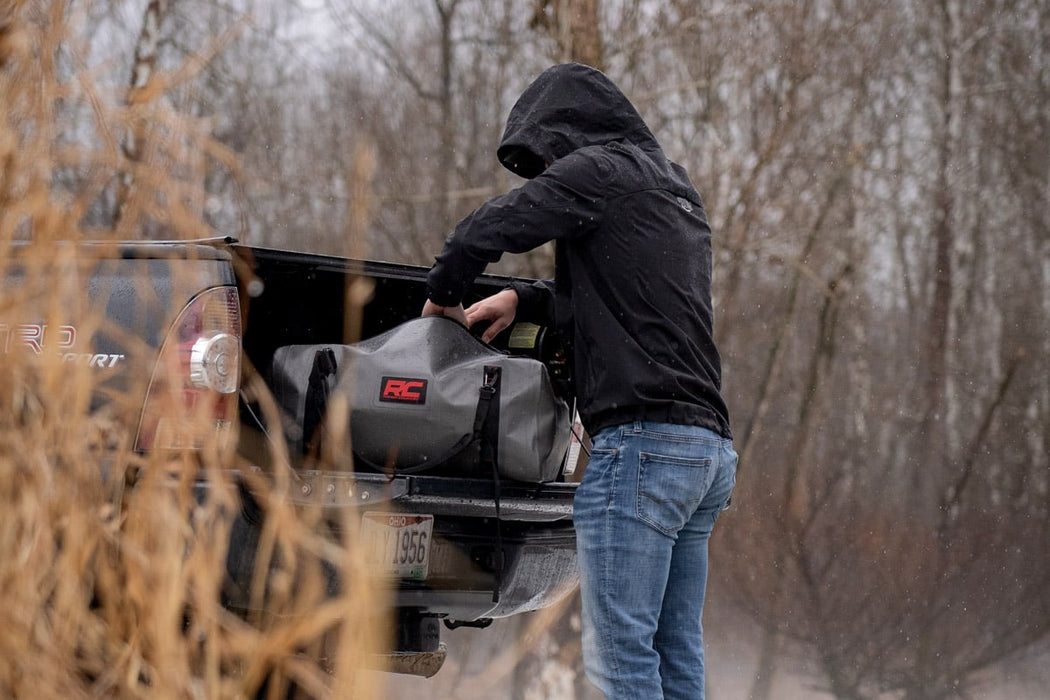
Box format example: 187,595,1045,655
497,63,661,179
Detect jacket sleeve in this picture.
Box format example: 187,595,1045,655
425,149,610,306
508,279,555,324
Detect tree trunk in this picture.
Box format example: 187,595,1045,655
434,0,460,236
913,0,959,512
113,0,169,231
533,0,604,70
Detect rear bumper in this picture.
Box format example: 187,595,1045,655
287,469,576,521
216,470,578,623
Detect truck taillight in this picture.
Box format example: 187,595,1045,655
136,286,242,452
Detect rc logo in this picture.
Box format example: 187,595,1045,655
380,377,428,405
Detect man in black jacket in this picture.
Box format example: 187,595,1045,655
422,63,736,700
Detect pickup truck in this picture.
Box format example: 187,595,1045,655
2,237,580,679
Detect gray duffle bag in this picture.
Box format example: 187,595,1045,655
268,316,571,483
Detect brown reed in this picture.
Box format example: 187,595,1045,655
0,3,389,697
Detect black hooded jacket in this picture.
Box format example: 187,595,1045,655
426,63,731,438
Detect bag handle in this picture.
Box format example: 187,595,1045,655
303,347,338,456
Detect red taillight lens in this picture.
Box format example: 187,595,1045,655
136,286,242,452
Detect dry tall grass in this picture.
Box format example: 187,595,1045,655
0,3,388,698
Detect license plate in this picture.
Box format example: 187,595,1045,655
361,512,434,580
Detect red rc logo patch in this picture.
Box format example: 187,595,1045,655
380,377,428,404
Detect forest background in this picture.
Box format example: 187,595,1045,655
2,1,1049,699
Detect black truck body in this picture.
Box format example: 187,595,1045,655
2,238,579,678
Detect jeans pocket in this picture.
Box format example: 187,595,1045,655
636,451,713,536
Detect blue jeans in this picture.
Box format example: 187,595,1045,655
574,421,737,700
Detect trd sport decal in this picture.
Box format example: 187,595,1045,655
0,323,127,368
380,377,428,404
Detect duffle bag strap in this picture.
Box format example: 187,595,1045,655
475,365,501,469
303,347,338,456
478,366,506,604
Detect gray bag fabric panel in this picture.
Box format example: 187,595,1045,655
269,316,571,482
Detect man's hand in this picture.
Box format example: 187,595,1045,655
465,289,519,343
422,299,468,325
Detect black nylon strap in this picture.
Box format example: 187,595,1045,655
303,347,338,456
355,431,474,475
479,366,505,604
